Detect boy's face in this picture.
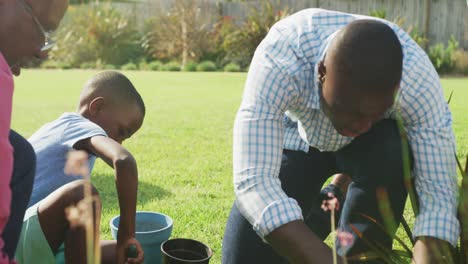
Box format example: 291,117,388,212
93,101,144,144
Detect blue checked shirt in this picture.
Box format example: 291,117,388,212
233,8,459,246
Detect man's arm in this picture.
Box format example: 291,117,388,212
266,220,344,263
397,49,459,262
75,135,142,263
413,237,455,263
268,175,350,263
233,25,338,262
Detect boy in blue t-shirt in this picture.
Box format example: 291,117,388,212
16,71,145,264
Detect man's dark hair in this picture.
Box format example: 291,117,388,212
81,71,145,115
329,19,403,94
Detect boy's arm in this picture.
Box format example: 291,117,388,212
75,135,140,262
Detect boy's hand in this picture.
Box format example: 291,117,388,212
78,136,142,263
319,184,344,212
116,237,144,264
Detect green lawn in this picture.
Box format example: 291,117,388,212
11,70,468,263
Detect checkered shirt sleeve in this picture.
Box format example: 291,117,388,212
397,45,459,246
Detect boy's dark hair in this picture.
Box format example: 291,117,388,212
329,19,403,94
80,71,145,115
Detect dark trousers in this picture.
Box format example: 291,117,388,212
222,119,412,264
1,130,35,259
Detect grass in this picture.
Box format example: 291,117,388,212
11,70,467,263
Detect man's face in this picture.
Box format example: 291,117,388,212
2,0,68,75
318,61,396,137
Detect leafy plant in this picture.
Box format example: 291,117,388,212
406,26,429,50
428,36,459,74
219,0,289,68
80,62,96,69
196,61,217,72
162,61,181,72
142,0,214,69
104,64,117,70
453,49,468,75
49,4,144,68
369,9,387,19
40,60,59,69
121,62,138,71
183,61,198,72
138,61,149,71
148,61,162,71
224,63,241,72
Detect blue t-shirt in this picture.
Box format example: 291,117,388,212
28,112,107,206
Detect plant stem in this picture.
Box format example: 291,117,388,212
84,181,95,264
332,209,337,264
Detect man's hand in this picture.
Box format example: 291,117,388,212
116,237,144,264
320,184,344,212
413,236,455,264
266,220,344,263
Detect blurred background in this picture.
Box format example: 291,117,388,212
32,0,468,76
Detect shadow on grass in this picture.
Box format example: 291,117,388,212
91,172,172,208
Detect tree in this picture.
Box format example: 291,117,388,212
143,0,213,67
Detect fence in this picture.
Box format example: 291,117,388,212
99,0,467,49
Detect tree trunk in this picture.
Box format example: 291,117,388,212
181,8,188,69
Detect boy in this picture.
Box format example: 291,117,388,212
16,71,145,264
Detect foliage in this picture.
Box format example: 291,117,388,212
428,36,459,74
104,64,117,70
183,61,198,72
218,0,289,68
369,9,386,19
49,4,143,68
162,61,181,72
196,61,217,72
224,63,241,72
121,62,138,71
453,49,468,75
148,61,162,71
138,61,149,71
406,26,429,50
59,63,73,70
80,62,96,69
40,60,72,69
142,0,215,68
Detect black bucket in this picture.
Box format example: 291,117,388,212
161,238,212,264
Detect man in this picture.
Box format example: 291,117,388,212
223,8,458,264
0,0,68,261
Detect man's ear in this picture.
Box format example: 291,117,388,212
318,60,326,83
88,97,105,117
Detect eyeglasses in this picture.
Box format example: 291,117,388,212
17,0,55,52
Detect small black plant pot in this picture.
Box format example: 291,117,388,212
161,238,213,264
